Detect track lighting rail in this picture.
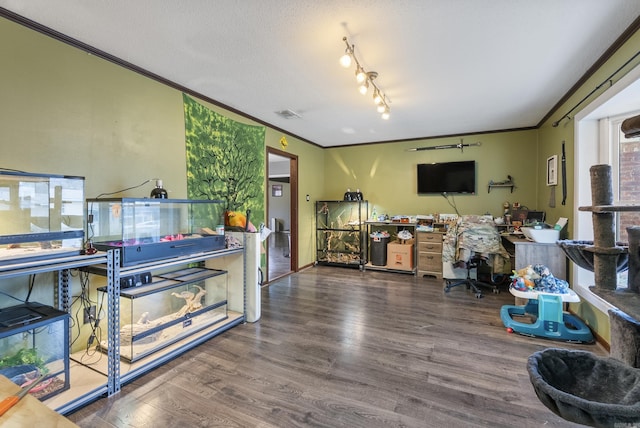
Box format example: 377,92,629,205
340,36,391,120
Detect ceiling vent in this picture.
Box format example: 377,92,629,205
275,109,302,119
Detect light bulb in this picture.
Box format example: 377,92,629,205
355,68,366,84
377,104,386,113
373,90,382,105
381,108,390,120
339,53,352,68
359,80,369,95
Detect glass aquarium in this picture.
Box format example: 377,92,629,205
98,267,228,362
0,302,70,401
0,171,85,265
86,198,226,266
315,200,368,267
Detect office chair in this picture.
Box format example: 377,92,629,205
444,255,499,298
442,215,508,298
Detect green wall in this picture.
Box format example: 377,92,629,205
323,130,539,219
2,14,640,344
535,27,640,344
0,19,187,199
0,16,325,267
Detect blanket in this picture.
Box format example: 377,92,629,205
442,215,510,274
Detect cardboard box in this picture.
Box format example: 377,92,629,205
387,242,414,270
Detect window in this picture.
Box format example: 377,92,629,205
598,114,640,289
613,116,640,243
573,62,640,309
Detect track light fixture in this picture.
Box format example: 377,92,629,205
340,36,390,120
340,46,353,68
373,89,382,105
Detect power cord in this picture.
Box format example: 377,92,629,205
85,177,160,252
68,269,103,351
442,192,461,217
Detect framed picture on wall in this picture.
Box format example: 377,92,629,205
547,155,558,186
272,184,283,197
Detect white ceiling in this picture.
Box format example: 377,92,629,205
2,0,640,147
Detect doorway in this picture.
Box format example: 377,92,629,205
266,147,298,283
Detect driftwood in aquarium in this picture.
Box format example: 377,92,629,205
172,285,207,317
324,252,361,264
120,285,207,345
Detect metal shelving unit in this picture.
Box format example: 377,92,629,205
0,241,248,415
315,200,368,269
0,251,112,414
364,221,417,275
82,241,247,392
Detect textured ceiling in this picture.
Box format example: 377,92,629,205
1,0,640,147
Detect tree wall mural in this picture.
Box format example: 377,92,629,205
183,94,265,227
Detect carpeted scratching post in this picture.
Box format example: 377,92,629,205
608,226,640,369
588,165,621,289
628,226,640,293
609,308,640,368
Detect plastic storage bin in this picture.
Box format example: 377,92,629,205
370,235,390,266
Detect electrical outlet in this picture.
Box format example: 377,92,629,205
83,305,96,324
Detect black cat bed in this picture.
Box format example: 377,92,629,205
527,348,640,427
556,240,628,273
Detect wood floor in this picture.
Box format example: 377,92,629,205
66,266,605,427
268,231,292,281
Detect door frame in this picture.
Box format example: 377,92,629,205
266,146,298,283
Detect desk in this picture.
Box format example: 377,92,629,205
0,376,79,427
501,234,567,280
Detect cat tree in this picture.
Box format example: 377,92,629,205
575,164,640,368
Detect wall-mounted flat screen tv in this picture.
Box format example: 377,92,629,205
417,160,476,194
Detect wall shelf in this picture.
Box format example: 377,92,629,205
488,176,515,193
488,183,514,193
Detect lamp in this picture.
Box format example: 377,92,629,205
358,80,369,95
340,50,351,68
355,66,366,83
381,107,390,120
340,36,391,120
373,89,382,105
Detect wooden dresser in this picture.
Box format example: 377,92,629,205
416,231,444,280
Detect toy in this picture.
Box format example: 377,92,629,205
532,263,570,294
509,265,539,291
509,264,569,294
502,263,592,343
